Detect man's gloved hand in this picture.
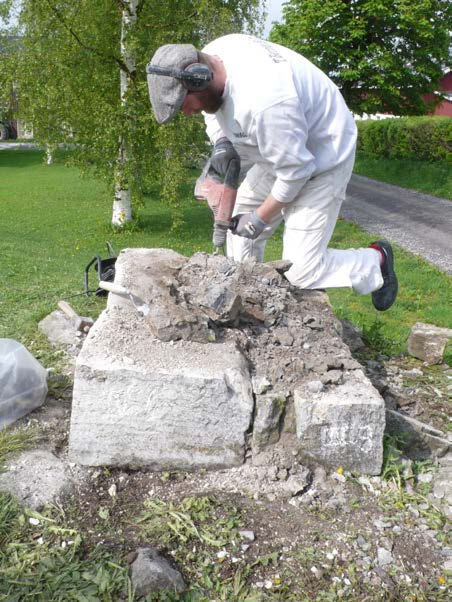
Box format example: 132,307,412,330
230,211,267,240
210,137,240,176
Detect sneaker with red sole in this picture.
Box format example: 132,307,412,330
370,240,398,311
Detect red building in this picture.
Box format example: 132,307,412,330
423,70,452,117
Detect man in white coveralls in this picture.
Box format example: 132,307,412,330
146,34,398,311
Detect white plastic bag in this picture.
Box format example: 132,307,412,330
0,339,48,429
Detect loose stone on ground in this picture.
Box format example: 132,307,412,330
0,448,75,509
407,322,452,364
129,547,186,598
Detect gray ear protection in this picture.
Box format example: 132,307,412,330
146,62,212,92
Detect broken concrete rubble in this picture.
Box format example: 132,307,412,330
69,248,386,475
38,310,88,351
106,248,212,343
407,322,452,364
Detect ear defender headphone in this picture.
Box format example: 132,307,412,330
146,62,213,92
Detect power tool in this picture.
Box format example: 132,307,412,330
194,155,240,252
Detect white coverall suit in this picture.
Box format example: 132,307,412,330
202,35,383,294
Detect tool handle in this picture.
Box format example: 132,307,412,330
98,281,129,297
57,300,79,319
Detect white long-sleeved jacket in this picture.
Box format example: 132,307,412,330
202,35,357,204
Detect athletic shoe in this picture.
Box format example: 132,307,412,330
370,240,398,311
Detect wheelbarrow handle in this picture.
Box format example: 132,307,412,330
98,280,129,297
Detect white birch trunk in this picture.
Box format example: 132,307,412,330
112,0,139,226
46,144,54,165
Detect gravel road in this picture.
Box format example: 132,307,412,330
342,175,452,274
0,141,40,150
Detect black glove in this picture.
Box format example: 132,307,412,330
230,211,267,240
210,137,240,176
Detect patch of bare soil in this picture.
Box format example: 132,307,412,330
57,461,448,599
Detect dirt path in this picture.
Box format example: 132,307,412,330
343,175,452,274
0,142,40,150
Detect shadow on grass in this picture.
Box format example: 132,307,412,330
137,197,213,239
0,150,46,169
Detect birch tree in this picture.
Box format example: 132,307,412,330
113,0,138,225
0,0,264,226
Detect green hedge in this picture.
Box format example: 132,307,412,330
356,117,452,163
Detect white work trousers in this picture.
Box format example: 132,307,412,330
227,157,383,294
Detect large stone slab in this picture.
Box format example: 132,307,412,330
294,372,385,475
68,306,253,469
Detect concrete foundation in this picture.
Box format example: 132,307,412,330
69,248,386,475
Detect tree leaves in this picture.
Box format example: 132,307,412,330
1,0,263,225
269,0,451,116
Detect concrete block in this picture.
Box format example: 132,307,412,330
294,371,385,475
68,308,253,469
407,322,452,364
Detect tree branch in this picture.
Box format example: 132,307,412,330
44,0,132,74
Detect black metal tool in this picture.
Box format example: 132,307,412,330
84,242,117,297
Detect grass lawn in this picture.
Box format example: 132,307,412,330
1,149,451,600
354,151,452,200
0,149,451,365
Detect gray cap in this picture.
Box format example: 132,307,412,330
147,44,198,124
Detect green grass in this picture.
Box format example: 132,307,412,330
1,149,451,365
354,151,452,199
0,150,215,362
0,495,132,601
326,219,452,362
0,427,37,471
135,496,244,548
